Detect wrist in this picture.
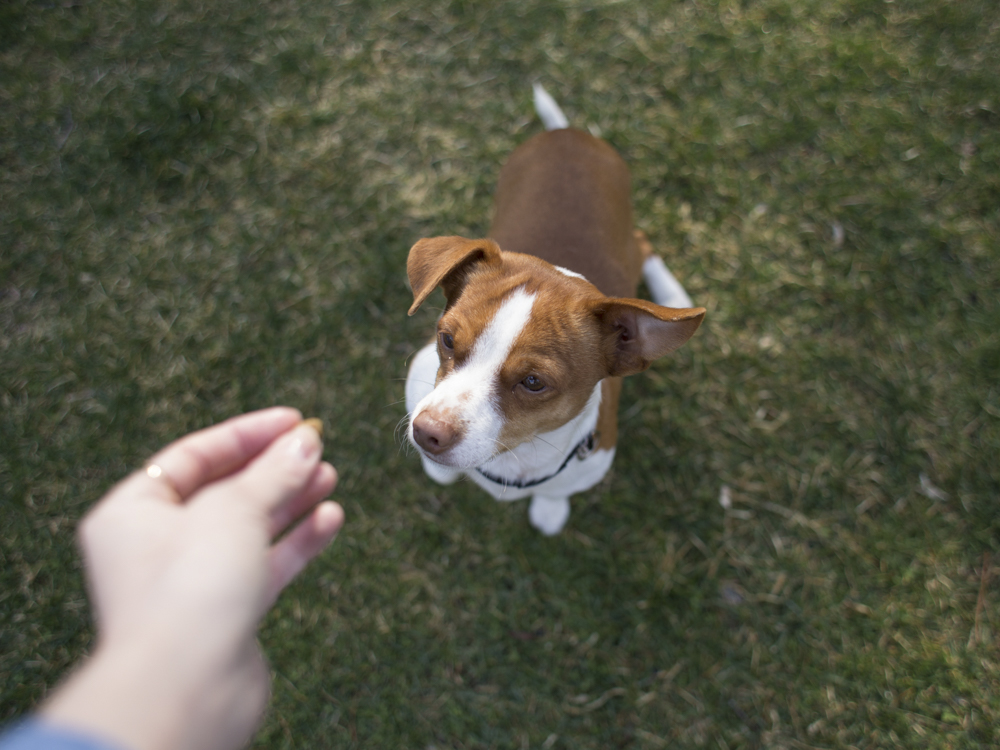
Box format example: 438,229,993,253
41,640,192,750
41,634,268,750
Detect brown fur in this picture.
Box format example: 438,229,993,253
490,129,644,298
427,252,608,450
488,129,699,453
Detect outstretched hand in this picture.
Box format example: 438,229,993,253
41,407,344,750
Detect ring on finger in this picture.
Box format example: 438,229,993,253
144,462,181,498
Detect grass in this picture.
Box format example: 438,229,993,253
2,0,998,747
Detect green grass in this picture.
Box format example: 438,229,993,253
2,0,999,747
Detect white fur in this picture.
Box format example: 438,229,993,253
405,343,464,486
642,254,694,308
529,497,572,536
533,83,569,130
407,337,614,535
468,381,607,500
554,265,587,281
404,342,442,420
407,289,536,469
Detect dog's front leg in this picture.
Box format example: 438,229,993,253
529,495,571,536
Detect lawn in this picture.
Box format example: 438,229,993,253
2,0,998,747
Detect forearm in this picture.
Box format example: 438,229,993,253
40,636,268,750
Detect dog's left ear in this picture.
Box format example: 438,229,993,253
407,236,502,316
595,298,706,377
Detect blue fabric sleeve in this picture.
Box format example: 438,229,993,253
0,720,127,750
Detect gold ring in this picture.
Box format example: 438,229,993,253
144,462,181,497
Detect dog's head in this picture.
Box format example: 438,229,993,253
406,236,705,469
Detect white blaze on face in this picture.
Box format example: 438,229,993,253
411,288,537,468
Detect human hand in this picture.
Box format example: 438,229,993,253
41,407,344,750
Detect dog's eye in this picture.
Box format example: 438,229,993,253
521,375,545,392
440,332,454,351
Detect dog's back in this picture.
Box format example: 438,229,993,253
490,129,643,299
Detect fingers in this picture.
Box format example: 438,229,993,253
190,420,341,608
268,462,338,538
204,422,325,520
266,501,344,606
145,407,303,501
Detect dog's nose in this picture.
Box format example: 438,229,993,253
412,413,459,455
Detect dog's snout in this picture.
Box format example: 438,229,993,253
412,412,460,455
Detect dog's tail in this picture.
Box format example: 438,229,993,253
636,229,696,308
533,83,569,130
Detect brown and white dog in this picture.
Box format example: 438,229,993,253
404,85,705,535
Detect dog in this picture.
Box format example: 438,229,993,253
404,84,705,535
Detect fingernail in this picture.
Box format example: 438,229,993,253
285,424,321,460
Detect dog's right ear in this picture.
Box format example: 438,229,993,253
407,236,502,315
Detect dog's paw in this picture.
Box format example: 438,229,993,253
529,496,571,536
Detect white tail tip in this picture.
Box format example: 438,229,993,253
533,83,569,130
642,255,694,309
